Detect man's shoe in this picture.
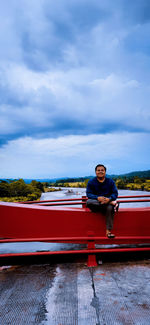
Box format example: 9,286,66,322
106,231,115,239
110,201,119,212
114,202,119,212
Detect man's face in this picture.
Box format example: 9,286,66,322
96,166,106,178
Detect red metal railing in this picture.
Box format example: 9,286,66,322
19,195,150,207
0,195,150,266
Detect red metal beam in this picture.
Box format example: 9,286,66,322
118,195,150,198
19,194,150,204
118,199,150,203
37,201,85,206
20,198,87,204
1,236,150,244
0,247,150,259
21,199,150,206
1,202,150,265
0,202,150,240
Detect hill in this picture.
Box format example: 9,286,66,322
110,170,150,179
0,170,150,184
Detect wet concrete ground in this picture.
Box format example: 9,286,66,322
0,259,150,325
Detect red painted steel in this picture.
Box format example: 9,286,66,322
118,195,150,198
0,247,150,259
20,199,150,206
118,199,150,203
20,198,87,204
1,202,150,239
1,236,150,244
0,197,150,265
36,202,86,206
0,203,150,240
20,194,150,204
37,199,150,206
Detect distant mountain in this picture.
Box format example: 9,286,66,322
110,170,150,179
23,178,59,184
51,170,150,182
0,178,67,184
0,170,150,184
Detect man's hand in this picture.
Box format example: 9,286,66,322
97,196,110,204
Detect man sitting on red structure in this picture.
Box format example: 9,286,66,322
86,164,118,238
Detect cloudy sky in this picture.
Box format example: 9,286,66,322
0,0,150,179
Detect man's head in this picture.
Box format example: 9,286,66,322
95,164,106,179
95,164,106,172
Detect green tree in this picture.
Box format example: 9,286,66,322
134,176,143,184
0,182,10,197
31,180,44,192
115,178,126,189
9,179,27,196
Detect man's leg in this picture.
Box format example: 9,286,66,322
101,204,115,238
104,204,114,231
86,199,101,212
87,200,115,238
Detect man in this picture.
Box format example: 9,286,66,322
86,164,118,238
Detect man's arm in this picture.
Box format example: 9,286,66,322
86,181,98,200
109,180,118,201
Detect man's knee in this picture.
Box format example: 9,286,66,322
86,199,99,206
86,199,100,212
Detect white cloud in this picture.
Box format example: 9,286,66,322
0,132,149,178
0,0,150,177
1,62,150,139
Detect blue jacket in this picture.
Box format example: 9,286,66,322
86,177,118,201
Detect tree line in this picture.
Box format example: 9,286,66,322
0,174,150,202
48,176,150,191
113,176,150,191
0,179,45,202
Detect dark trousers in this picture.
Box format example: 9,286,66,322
86,199,115,231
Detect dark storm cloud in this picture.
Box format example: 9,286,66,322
0,0,150,177
0,0,150,147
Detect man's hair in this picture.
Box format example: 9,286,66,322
95,164,106,172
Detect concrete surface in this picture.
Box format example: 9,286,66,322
0,260,150,324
